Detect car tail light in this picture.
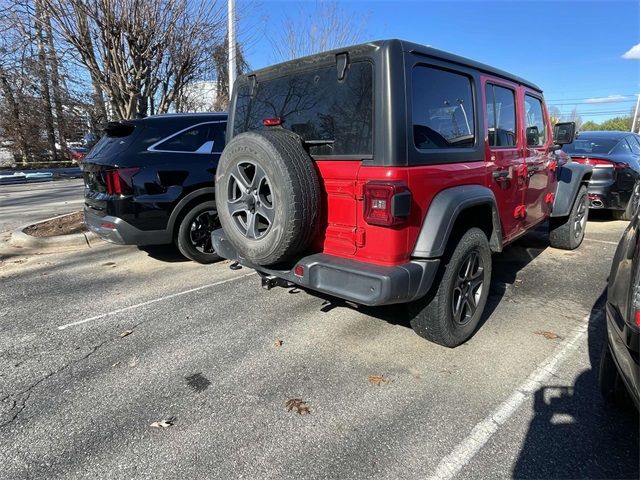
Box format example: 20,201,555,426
635,309,640,328
363,181,411,226
574,158,627,169
294,265,304,277
104,168,140,195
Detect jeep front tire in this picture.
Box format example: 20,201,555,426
549,185,588,250
409,228,492,348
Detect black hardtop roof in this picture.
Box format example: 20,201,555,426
239,39,542,93
575,130,635,140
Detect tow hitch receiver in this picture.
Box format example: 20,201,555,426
261,275,294,290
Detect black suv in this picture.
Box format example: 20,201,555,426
83,113,226,263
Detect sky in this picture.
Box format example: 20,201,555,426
237,0,640,124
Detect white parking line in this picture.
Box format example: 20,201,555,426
57,272,256,330
427,316,591,480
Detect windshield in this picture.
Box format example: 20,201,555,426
562,136,619,155
232,61,373,157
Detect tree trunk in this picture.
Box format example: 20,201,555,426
44,10,68,156
0,68,31,164
35,0,58,161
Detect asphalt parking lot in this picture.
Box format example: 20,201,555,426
0,183,638,479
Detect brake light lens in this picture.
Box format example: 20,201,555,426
573,158,627,169
262,117,283,126
364,181,411,226
635,309,640,328
104,168,140,195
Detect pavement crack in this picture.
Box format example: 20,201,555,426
0,337,110,430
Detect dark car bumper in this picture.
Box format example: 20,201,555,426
211,229,439,306
84,207,171,246
587,183,630,210
606,303,640,409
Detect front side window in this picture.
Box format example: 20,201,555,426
155,123,224,153
485,84,517,147
412,66,475,149
524,95,547,147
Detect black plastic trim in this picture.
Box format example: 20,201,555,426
551,162,593,217
212,229,440,306
412,185,502,257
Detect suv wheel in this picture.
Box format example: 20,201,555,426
176,201,221,264
549,185,588,250
409,228,492,347
215,130,321,266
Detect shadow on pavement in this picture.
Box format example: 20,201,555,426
137,244,190,263
513,291,639,479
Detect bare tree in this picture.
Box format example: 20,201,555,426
44,0,225,120
270,0,369,62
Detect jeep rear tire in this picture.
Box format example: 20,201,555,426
612,181,639,221
215,130,321,266
409,228,492,348
549,185,588,250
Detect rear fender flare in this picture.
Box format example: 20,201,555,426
551,163,593,217
167,187,216,234
412,185,503,258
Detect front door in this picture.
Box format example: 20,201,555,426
483,78,526,242
522,92,555,228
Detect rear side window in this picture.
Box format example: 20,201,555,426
625,137,640,155
485,84,517,147
412,66,475,150
524,95,547,147
153,122,225,153
233,62,373,157
612,139,633,154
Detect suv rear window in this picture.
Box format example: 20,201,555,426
86,122,139,161
412,66,475,150
232,62,373,157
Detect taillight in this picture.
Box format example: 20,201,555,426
104,168,140,195
634,309,640,328
575,158,627,169
363,181,411,226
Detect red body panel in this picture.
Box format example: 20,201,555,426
314,160,486,267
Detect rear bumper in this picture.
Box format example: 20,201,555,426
587,182,631,210
84,207,171,246
212,229,439,306
606,303,640,409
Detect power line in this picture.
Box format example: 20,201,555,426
546,94,637,102
548,100,636,106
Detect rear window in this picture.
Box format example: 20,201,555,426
86,122,139,161
563,137,619,155
232,61,373,157
152,122,225,153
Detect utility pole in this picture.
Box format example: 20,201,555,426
228,0,237,99
632,94,640,133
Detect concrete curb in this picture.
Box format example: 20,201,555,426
9,212,101,250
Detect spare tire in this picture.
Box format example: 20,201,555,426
215,129,321,266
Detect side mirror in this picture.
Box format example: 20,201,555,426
553,122,575,146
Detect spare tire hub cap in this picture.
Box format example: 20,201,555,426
227,161,275,240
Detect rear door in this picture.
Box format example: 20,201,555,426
522,92,556,228
483,77,526,241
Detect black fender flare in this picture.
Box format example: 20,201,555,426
167,187,216,234
551,162,592,217
412,185,503,258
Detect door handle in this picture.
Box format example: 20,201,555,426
492,170,509,181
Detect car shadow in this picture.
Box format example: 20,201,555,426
313,224,550,334
137,245,190,263
588,209,618,222
512,290,639,479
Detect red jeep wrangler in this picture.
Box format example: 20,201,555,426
212,39,591,347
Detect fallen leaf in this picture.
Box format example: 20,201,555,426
274,339,284,348
111,361,121,368
533,330,561,340
120,330,133,338
150,417,175,428
102,262,116,266
286,398,311,415
369,374,392,386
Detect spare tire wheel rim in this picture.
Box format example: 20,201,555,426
226,160,275,240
